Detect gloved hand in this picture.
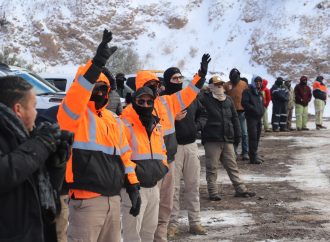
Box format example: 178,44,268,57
198,53,211,78
126,184,141,217
47,140,72,169
33,122,62,153
93,29,118,68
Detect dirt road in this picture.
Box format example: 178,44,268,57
170,123,330,242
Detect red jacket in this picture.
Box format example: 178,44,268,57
261,79,271,108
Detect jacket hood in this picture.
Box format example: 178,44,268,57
97,72,110,88
262,79,268,89
136,71,160,90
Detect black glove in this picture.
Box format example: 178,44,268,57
198,53,211,78
93,29,118,68
33,122,62,153
126,184,141,217
47,140,72,169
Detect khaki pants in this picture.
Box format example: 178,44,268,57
287,108,294,129
295,104,308,129
67,195,121,242
154,162,175,242
314,99,325,125
204,142,247,196
170,143,201,227
262,107,269,130
121,186,160,242
55,195,69,242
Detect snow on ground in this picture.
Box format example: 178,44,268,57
191,121,330,237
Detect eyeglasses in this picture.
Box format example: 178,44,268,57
171,76,184,81
136,99,154,106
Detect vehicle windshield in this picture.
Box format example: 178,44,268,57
16,71,59,95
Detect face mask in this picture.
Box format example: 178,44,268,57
132,101,153,117
210,85,226,101
90,84,109,110
230,73,240,85
165,82,182,95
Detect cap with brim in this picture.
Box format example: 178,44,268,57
135,86,155,99
209,75,225,85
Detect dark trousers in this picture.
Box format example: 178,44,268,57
246,116,262,159
272,102,288,130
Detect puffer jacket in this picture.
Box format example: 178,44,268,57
241,84,264,119
199,91,241,144
261,79,271,108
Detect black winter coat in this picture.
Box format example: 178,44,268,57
0,103,54,242
270,84,289,104
241,85,265,119
175,98,206,145
199,92,241,144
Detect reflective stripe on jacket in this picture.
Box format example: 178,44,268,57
121,105,168,188
57,60,138,199
135,71,202,161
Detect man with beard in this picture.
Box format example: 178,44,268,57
163,67,207,238
294,76,312,131
241,76,265,164
200,75,256,200
224,68,249,161
120,86,168,242
57,29,140,242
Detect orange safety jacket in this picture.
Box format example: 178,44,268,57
313,81,328,100
121,105,168,188
135,71,202,162
57,60,139,199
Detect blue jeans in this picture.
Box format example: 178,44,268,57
235,112,249,155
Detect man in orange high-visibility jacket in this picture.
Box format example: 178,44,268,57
133,54,211,242
313,75,328,130
121,86,169,242
57,29,140,242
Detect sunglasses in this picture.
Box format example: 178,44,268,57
136,99,154,106
171,76,184,81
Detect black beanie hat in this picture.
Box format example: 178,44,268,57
164,67,181,86
275,77,284,86
163,67,182,95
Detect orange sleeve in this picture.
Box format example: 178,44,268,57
57,60,97,132
118,119,139,185
166,73,201,116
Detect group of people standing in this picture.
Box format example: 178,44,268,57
1,28,328,242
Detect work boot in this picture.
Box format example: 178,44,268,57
289,127,296,131
167,225,179,239
302,127,309,131
280,128,289,132
320,125,327,129
316,125,321,130
242,153,250,160
250,157,262,164
235,191,256,198
273,128,280,132
209,194,222,201
189,224,207,235
265,128,272,132
255,155,264,163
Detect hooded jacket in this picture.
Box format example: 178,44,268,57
135,71,203,162
57,60,139,199
121,105,168,188
294,82,312,106
241,84,264,119
261,79,271,108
